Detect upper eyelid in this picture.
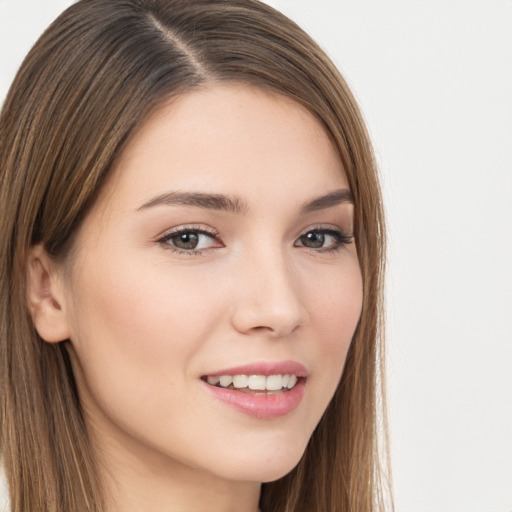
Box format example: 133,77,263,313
156,224,219,240
298,223,353,236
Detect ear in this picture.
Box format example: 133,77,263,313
27,245,71,343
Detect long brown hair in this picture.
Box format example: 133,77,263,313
0,1,390,510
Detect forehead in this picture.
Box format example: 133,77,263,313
100,83,348,213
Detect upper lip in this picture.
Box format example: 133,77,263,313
203,360,308,378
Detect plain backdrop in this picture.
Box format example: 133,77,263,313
1,1,511,511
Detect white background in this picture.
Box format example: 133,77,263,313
1,1,511,511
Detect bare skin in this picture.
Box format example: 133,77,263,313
29,84,362,512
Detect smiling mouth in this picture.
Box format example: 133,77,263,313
201,374,301,394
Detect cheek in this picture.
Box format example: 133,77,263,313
66,254,224,415
72,260,220,365
308,260,363,348
303,259,363,399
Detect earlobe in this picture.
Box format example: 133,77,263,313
27,245,71,343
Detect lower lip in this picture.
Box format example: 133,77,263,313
202,379,306,419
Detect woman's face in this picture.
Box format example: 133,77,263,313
60,84,362,484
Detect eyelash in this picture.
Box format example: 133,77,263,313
156,225,353,256
156,225,221,256
295,228,353,253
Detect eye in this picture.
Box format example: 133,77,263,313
157,227,221,253
295,228,353,252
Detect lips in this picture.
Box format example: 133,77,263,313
203,360,307,378
201,361,307,419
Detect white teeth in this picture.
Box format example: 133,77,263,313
266,374,283,391
218,375,233,387
233,375,249,388
248,375,266,390
206,374,299,391
287,375,297,389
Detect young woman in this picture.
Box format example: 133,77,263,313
0,1,390,511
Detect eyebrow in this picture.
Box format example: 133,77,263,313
137,188,353,214
138,191,248,214
300,188,354,213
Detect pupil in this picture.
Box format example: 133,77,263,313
174,232,199,249
302,232,324,248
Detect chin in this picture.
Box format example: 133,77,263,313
209,437,308,484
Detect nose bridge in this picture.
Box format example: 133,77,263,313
230,242,307,337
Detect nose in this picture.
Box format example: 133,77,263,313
230,250,308,338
